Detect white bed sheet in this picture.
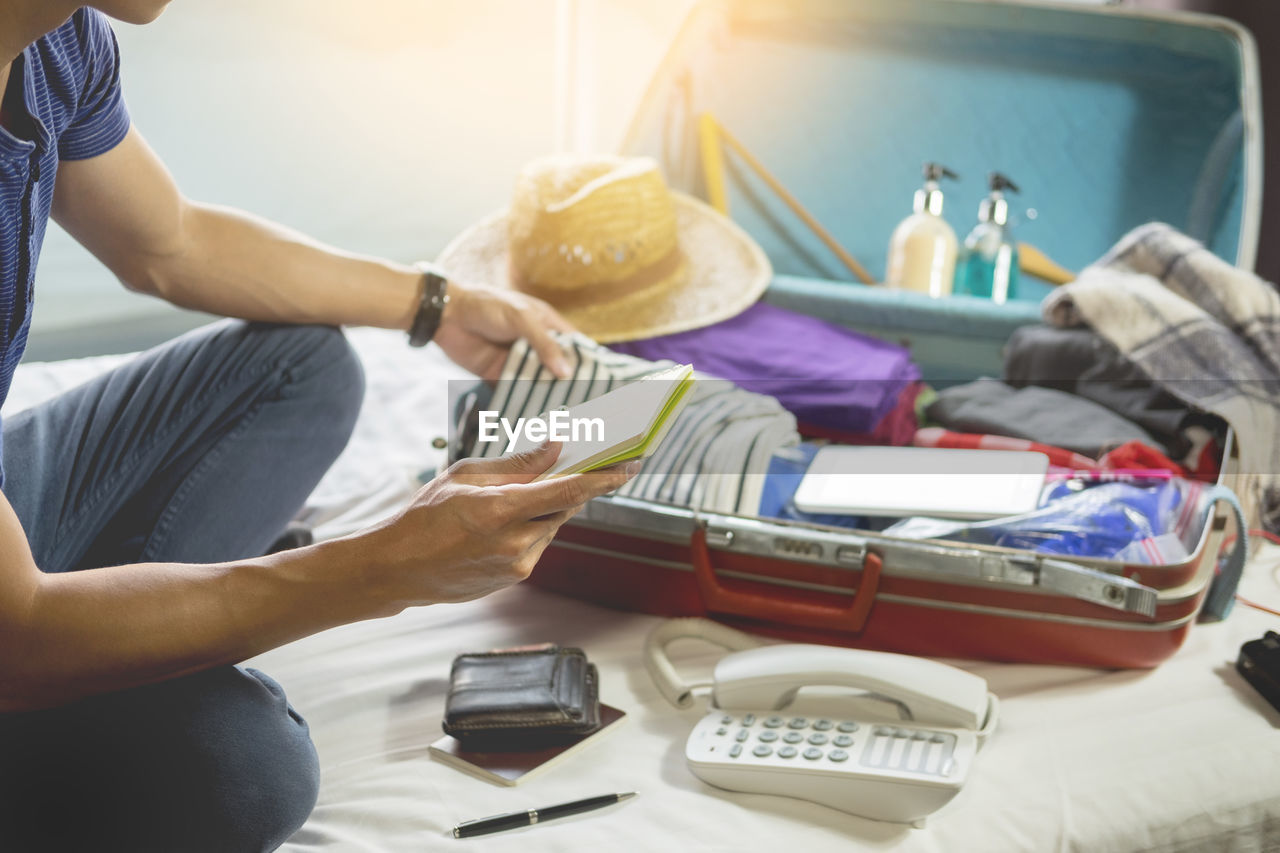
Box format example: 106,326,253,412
9,327,1280,852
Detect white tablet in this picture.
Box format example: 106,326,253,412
792,446,1049,520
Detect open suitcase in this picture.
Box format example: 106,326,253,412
488,0,1261,668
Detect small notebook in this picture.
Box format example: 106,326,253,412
511,364,695,480
428,703,627,786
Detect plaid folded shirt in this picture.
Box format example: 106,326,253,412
1043,222,1280,532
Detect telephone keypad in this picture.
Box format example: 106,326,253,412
697,711,963,780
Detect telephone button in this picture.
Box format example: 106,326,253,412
742,714,756,726
758,730,779,743
837,722,858,733
874,726,893,737
752,745,773,758
777,746,798,759
807,733,829,746
813,719,833,731
893,728,910,738
787,717,808,729
803,747,823,761
715,727,728,736
734,730,750,742
729,744,743,758
763,716,785,728
931,734,947,744
829,749,850,763
782,732,804,744
720,715,733,725
834,735,854,748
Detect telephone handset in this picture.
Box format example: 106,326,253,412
645,619,999,825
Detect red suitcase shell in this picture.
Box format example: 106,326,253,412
530,470,1236,668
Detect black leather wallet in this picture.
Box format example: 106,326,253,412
443,646,601,744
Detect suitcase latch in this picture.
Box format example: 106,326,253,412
1003,556,1159,617
705,528,735,548
700,518,868,569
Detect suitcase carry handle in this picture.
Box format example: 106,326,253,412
691,527,883,632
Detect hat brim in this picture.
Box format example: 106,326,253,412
435,192,772,344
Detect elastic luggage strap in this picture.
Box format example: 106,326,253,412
1199,484,1249,622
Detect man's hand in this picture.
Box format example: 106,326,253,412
358,441,637,609
434,281,576,381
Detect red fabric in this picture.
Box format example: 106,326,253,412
1096,441,1189,478
912,429,1196,478
912,427,1096,469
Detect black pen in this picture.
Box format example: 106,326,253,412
452,791,637,838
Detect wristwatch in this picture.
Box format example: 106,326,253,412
408,262,450,347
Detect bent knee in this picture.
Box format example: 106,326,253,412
193,668,321,851
279,325,365,421
0,667,320,852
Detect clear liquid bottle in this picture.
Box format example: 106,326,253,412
885,162,958,298
955,172,1020,304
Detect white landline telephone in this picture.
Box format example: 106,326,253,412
644,619,999,825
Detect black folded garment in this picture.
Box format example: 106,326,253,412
443,646,601,747
1003,325,1222,460
926,378,1159,458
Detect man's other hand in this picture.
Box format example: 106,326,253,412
433,281,576,381
359,441,637,609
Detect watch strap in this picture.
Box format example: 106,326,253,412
408,262,450,347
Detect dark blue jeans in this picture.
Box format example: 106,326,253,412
0,320,365,852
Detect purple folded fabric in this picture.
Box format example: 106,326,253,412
611,302,920,433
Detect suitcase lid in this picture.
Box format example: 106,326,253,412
621,0,1261,298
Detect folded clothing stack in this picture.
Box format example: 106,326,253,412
443,646,601,748
470,332,799,516
611,302,921,444
1003,325,1223,471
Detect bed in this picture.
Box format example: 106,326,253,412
8,327,1280,852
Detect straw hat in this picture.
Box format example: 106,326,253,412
436,154,771,344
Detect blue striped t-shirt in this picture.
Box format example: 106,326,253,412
0,9,132,486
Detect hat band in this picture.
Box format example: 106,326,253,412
510,247,686,312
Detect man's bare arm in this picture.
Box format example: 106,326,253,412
0,445,636,712
51,126,575,379
51,126,422,330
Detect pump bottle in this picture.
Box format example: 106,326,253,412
885,162,958,298
955,172,1020,303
